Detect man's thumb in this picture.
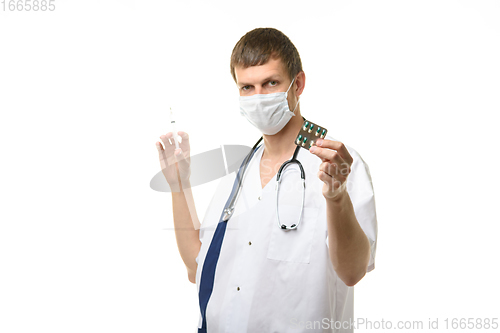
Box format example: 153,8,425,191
174,148,188,166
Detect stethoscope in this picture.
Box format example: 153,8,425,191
222,122,306,231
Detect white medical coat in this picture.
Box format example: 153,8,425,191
195,134,378,333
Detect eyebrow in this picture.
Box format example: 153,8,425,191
238,74,283,87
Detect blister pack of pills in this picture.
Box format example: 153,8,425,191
295,119,328,150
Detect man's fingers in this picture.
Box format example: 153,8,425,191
156,141,164,153
319,161,348,181
314,139,353,164
318,170,334,191
178,131,189,141
160,133,176,153
320,161,336,178
177,131,190,152
167,147,190,169
156,142,169,169
318,169,345,196
310,146,345,166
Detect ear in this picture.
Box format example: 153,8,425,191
295,71,306,97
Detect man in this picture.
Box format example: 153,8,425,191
156,28,377,333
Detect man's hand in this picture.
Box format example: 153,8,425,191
156,131,201,283
309,138,353,201
309,138,369,286
156,131,191,192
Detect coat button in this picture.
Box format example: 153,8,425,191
248,241,252,245
237,287,240,291
258,196,261,200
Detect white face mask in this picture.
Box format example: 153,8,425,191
239,78,300,135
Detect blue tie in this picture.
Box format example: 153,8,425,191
198,145,261,333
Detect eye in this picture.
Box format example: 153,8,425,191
241,85,251,91
269,81,278,87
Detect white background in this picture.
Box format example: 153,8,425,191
1,0,499,332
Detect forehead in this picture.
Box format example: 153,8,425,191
234,57,288,84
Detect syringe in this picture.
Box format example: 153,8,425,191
169,107,179,150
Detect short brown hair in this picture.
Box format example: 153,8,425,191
230,28,303,83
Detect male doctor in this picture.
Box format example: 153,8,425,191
156,28,377,333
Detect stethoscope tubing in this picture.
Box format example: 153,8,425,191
275,147,305,230
222,137,305,231
222,136,263,221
